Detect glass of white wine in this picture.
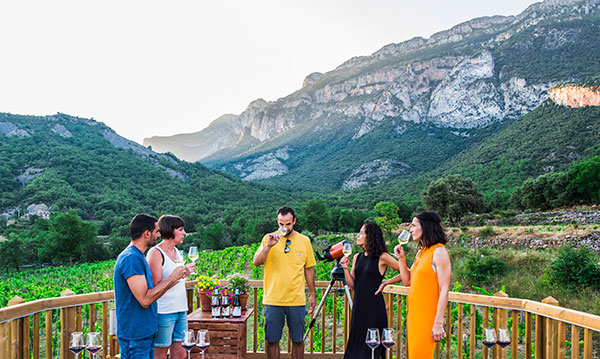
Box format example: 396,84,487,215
188,246,198,274
398,230,411,245
342,242,352,257
174,249,185,266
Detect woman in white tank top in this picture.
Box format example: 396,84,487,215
147,215,195,359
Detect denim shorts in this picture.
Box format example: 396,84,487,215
264,305,307,343
155,311,188,347
118,335,155,359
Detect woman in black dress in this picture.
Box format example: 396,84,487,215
340,222,400,359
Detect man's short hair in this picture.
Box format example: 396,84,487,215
277,206,296,219
129,214,158,240
158,215,185,239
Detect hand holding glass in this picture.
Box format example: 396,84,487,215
342,242,352,257
398,230,411,245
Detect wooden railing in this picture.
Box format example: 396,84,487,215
1,280,599,358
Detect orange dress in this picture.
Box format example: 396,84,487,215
407,243,444,358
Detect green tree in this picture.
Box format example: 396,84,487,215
301,199,330,234
422,175,485,224
0,233,27,273
567,156,600,203
203,222,224,250
40,210,97,264
374,201,401,239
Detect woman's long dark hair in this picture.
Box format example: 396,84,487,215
415,211,447,249
363,222,387,257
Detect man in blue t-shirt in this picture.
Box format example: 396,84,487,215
114,214,187,358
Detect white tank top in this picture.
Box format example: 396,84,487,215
149,245,188,314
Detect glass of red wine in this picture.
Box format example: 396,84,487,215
497,328,511,349
182,329,196,357
381,328,395,354
365,328,380,359
85,332,101,359
69,332,84,358
196,329,210,359
483,327,497,357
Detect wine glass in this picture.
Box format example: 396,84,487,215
69,332,84,358
188,246,198,274
497,328,511,349
278,226,289,237
365,328,380,359
398,230,411,245
483,328,497,357
85,332,101,359
381,328,395,354
342,242,352,257
196,329,210,359
182,329,196,358
174,249,185,266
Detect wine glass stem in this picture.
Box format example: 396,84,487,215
371,348,374,359
202,351,205,359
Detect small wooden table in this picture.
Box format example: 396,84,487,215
187,308,254,359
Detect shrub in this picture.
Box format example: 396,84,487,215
478,226,495,239
464,254,506,283
550,245,600,292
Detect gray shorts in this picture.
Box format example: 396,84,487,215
264,305,307,343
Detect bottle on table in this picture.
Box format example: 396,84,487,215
221,287,230,318
211,288,221,318
232,288,242,318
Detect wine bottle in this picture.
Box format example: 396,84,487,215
221,287,230,318
211,288,221,318
232,288,242,317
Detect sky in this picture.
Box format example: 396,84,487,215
0,0,536,144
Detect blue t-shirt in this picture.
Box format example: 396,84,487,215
114,245,158,340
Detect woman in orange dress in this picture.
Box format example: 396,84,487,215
376,211,451,358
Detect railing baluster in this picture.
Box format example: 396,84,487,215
0,321,6,359
253,287,258,353
583,328,592,359
60,289,76,359
8,296,25,359
102,302,108,359
543,296,559,359
333,291,337,354
33,313,40,359
483,307,489,359
558,320,566,359
536,314,544,359
45,311,52,359
511,310,518,359
76,305,82,332
457,303,463,359
89,303,96,332
396,295,402,359
446,304,451,359
525,312,532,359
384,292,392,359
470,305,476,359
571,325,580,359
321,288,325,354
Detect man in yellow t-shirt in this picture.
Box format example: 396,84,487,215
253,206,316,359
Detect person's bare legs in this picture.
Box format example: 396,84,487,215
292,341,304,359
266,341,280,359
154,347,169,359
169,341,187,358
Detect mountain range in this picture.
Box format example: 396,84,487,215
144,0,600,195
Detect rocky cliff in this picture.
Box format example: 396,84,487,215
549,85,600,107
145,0,600,189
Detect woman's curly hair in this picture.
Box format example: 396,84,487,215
363,221,387,257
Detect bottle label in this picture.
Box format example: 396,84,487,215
222,306,230,317
212,306,220,318
232,306,242,317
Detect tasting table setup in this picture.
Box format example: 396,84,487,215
186,308,254,359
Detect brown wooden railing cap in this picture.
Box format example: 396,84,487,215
542,296,559,306
7,296,25,306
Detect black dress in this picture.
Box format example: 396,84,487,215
344,253,387,359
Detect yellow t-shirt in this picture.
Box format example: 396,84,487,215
256,231,316,306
